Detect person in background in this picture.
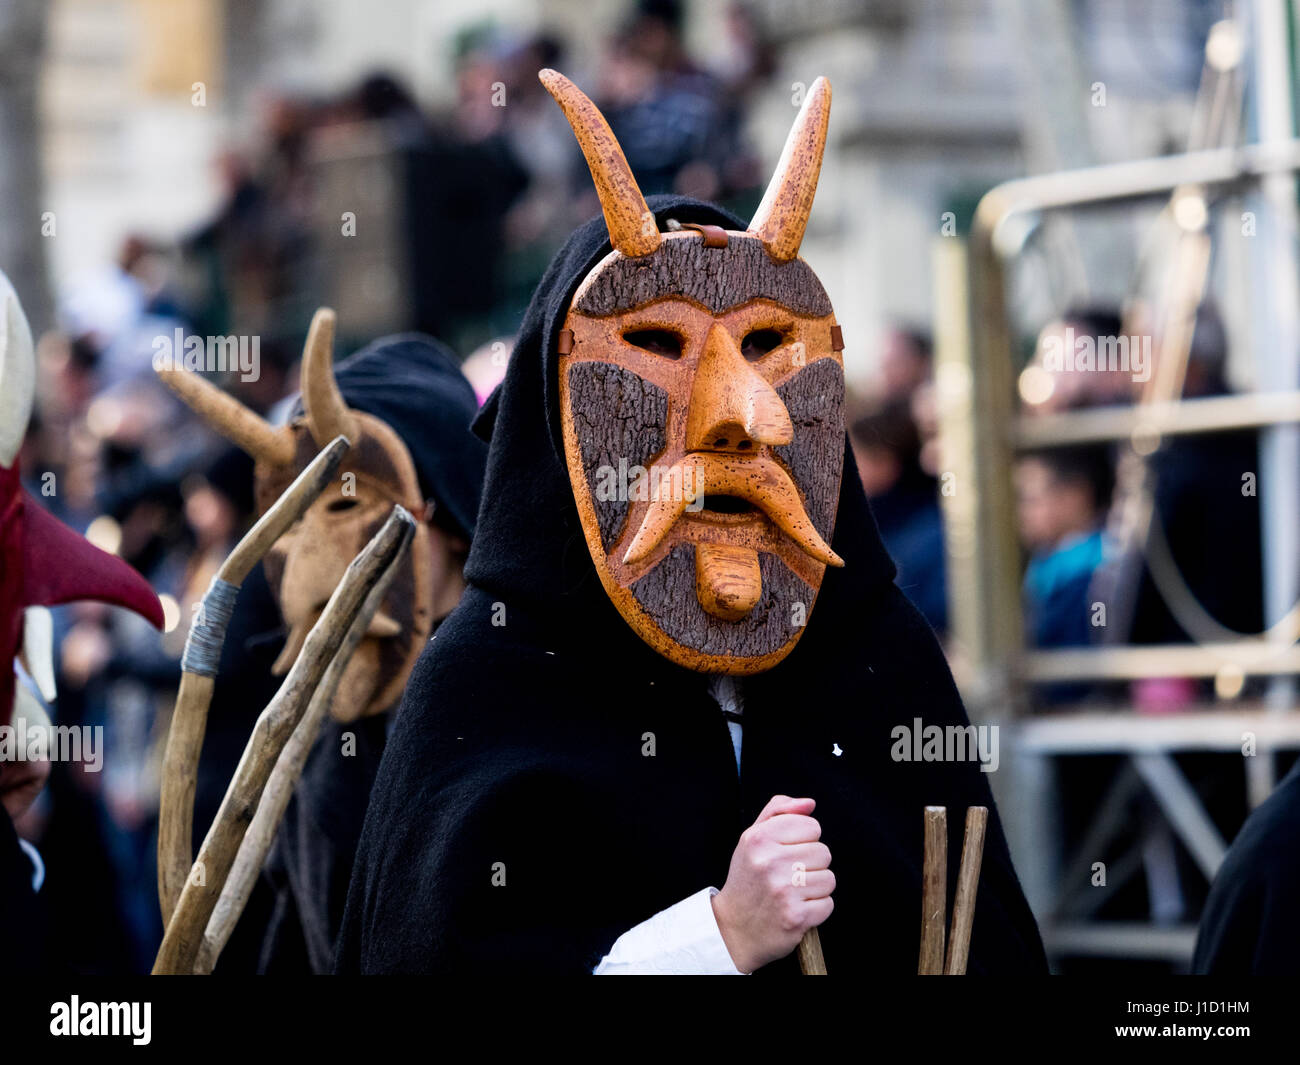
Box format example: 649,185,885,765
254,336,488,973
1130,304,1263,648
850,402,947,637
1,271,166,973
1015,446,1113,653
1120,303,1263,713
593,0,742,203
877,326,934,406
1023,307,1132,416
877,326,948,486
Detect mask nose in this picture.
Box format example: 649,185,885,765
685,324,793,453
268,509,341,669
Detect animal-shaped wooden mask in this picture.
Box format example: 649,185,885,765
157,309,432,720
1,271,163,730
542,70,845,675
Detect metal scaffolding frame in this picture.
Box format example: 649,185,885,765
934,138,1300,967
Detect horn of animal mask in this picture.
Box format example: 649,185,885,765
0,271,35,468
156,366,296,468
539,69,661,259
301,307,359,447
747,76,831,262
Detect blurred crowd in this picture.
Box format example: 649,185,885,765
1011,302,1262,708
845,303,1269,944
848,303,1265,709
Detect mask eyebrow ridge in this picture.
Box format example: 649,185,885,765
573,238,832,318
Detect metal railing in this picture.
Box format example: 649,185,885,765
933,141,1300,960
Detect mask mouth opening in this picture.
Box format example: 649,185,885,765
699,494,756,518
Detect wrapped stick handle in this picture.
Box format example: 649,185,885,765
156,437,348,924
193,527,410,973
153,506,414,974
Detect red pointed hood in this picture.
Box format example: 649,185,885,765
1,461,164,726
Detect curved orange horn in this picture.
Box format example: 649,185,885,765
301,307,358,448
748,77,831,262
539,69,661,258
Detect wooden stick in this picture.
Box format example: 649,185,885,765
918,805,947,975
157,437,349,925
153,506,414,975
944,806,988,975
796,928,827,975
192,532,408,973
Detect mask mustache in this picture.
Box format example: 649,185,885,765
270,608,402,676
622,453,843,568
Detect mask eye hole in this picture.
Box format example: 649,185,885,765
622,329,683,359
741,328,784,361
327,498,359,513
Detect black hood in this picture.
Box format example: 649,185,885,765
295,333,486,541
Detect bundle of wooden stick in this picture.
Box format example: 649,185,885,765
918,805,988,975
796,804,988,975
153,439,416,974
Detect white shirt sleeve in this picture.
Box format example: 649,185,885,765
593,887,746,975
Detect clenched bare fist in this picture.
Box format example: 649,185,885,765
711,795,834,973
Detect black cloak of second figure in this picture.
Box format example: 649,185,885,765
335,197,1048,975
1193,755,1300,975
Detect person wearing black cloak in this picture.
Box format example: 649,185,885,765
158,322,486,973
256,334,487,973
1193,756,1300,975
336,72,1046,975
0,268,165,971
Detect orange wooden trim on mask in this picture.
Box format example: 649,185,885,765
560,295,841,588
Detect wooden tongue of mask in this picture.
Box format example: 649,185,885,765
696,543,762,621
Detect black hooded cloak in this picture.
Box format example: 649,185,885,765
256,335,486,973
335,196,1047,975
1193,756,1300,974
0,807,45,969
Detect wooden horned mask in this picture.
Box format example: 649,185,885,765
542,70,845,675
157,310,432,721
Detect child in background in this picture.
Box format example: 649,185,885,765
1015,446,1114,656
